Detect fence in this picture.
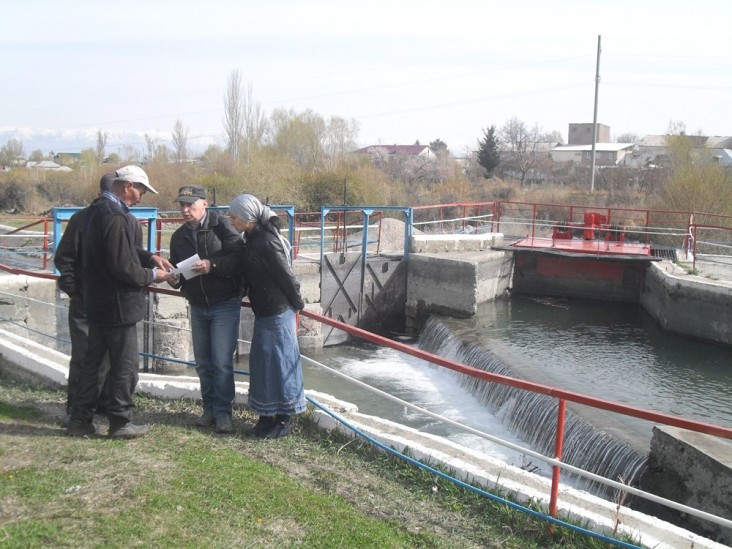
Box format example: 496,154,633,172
4,202,732,271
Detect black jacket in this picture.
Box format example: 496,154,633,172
54,206,89,299
82,194,155,326
169,209,246,307
244,224,304,317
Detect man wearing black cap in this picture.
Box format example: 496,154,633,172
55,173,116,423
169,184,246,433
67,166,174,439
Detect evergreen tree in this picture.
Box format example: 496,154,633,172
477,125,500,176
429,138,449,159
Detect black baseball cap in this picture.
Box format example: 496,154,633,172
176,185,207,204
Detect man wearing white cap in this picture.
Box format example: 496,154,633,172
67,165,174,439
55,173,116,424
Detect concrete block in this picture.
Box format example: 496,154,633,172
638,425,732,545
641,262,732,347
410,233,504,254
293,259,321,304
405,250,513,333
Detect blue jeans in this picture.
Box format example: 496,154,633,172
190,296,241,418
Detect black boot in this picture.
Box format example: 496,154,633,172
264,415,292,439
246,416,275,437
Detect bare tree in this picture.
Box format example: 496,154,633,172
616,132,640,144
144,133,158,163
95,130,107,165
267,108,325,168
154,144,170,164
498,117,545,186
0,138,24,165
172,119,189,163
223,69,245,162
242,82,266,164
223,69,267,164
323,116,359,170
120,145,141,163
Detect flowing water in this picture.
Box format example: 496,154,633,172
301,296,732,497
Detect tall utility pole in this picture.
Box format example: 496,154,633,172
590,35,601,193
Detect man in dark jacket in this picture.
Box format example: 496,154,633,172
54,173,115,420
67,165,173,439
169,185,245,433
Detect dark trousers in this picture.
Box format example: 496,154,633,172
71,322,139,428
66,297,110,416
66,297,88,415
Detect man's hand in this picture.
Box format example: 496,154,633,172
167,273,181,288
152,268,176,283
193,259,212,275
151,255,174,272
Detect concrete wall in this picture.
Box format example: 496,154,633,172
512,252,646,303
641,262,732,347
405,250,513,334
638,426,732,545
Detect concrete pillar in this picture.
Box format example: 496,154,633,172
637,425,732,545
150,291,191,373
405,250,513,334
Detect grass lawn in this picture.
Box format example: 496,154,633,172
0,370,625,548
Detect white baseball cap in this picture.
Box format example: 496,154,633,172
115,165,158,194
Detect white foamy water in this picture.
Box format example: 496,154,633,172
304,344,552,475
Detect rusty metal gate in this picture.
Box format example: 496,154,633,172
318,206,411,345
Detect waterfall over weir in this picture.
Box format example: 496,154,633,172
417,316,648,499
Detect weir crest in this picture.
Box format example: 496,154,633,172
417,315,648,499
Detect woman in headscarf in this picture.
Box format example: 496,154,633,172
228,193,306,438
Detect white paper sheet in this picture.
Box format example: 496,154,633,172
169,253,202,280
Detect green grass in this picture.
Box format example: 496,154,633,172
0,371,627,548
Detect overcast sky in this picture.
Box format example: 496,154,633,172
2,0,731,154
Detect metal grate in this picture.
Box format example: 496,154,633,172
650,245,677,260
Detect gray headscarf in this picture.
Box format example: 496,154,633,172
229,193,292,262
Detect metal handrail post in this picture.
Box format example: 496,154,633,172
42,217,49,270
547,398,567,535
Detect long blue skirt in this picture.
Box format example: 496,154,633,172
248,308,307,416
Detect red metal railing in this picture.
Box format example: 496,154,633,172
412,202,497,234
0,216,52,270
492,201,732,254
690,223,732,270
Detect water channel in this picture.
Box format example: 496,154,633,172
299,296,732,484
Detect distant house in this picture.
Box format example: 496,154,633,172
713,149,732,167
549,143,635,166
54,152,81,166
26,160,73,172
637,135,732,167
353,144,432,158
